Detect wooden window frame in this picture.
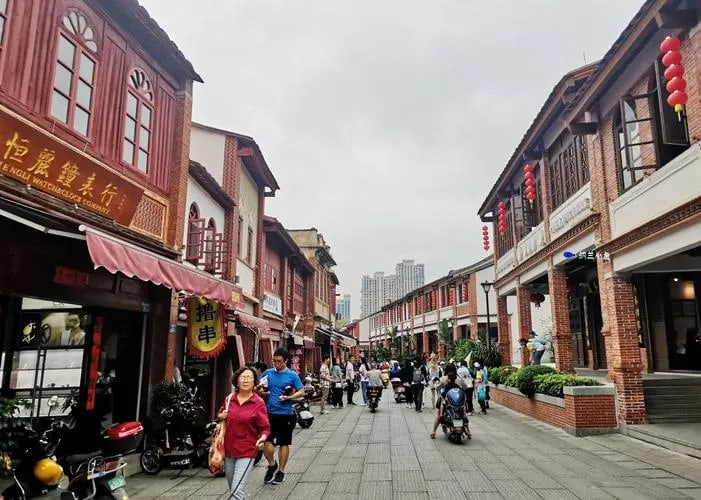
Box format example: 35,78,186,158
246,226,253,263
615,94,658,193
548,132,590,210
122,69,154,174
50,28,97,138
186,215,205,264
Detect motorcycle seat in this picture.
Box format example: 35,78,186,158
66,450,103,466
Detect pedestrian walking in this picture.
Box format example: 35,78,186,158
457,360,475,415
399,359,414,408
331,360,344,408
345,357,357,406
217,366,269,499
319,356,332,415
411,357,428,412
528,331,547,365
358,357,370,406
427,355,442,409
258,348,305,485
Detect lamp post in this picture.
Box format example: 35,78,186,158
481,281,494,342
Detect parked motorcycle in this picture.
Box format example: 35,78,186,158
367,386,382,413
441,388,471,444
0,406,66,499
390,378,406,403
286,385,314,429
139,400,216,475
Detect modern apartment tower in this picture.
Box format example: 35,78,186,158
336,294,352,322
360,260,425,316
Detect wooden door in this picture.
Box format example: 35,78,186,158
569,297,587,367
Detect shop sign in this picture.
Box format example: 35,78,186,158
0,107,144,225
632,283,645,348
86,316,103,411
263,292,283,316
53,266,89,288
187,298,226,359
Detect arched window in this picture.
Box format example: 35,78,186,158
186,203,204,263
123,68,154,173
50,10,97,136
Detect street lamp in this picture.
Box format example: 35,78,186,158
481,281,494,342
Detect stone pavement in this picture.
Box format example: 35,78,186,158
127,389,701,499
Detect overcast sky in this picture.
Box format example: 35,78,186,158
142,0,642,316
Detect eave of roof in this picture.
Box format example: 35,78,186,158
97,0,203,83
262,216,314,274
565,0,664,121
476,62,598,217
188,160,235,209
192,122,280,192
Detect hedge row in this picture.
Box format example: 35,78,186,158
489,365,600,398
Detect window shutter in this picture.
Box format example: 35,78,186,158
186,218,205,262
213,232,225,273
203,226,217,271
654,60,690,146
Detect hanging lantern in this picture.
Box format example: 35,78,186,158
529,292,545,308
497,201,507,235
523,164,536,207
660,36,687,120
482,225,490,252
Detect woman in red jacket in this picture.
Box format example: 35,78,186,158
217,366,270,499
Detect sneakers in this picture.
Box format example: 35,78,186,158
321,410,329,415
264,462,278,484
272,470,285,484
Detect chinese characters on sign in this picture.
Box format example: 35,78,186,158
86,316,103,411
0,108,144,225
187,298,226,360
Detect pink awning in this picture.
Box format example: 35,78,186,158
236,311,271,335
84,228,242,308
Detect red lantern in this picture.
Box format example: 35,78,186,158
664,63,684,80
660,36,681,53
497,201,507,235
523,165,536,206
666,76,687,94
660,37,687,120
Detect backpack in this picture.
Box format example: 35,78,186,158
412,366,423,384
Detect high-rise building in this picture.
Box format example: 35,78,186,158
336,294,352,322
360,260,425,316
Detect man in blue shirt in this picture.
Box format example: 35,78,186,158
258,347,304,485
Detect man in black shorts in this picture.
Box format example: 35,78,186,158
257,348,304,485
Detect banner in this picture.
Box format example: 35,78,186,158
187,298,226,360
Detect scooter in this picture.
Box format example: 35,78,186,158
390,378,406,403
290,386,314,429
380,370,390,388
139,400,216,475
441,388,471,444
367,386,382,413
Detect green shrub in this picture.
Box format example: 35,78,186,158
152,381,191,412
533,373,601,398
489,365,519,385
511,365,557,397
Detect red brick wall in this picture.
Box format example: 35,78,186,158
490,385,617,435
548,267,574,373
222,135,241,280
516,287,532,340
496,295,511,364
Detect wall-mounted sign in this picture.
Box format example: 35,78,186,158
563,250,596,261
0,107,144,225
187,298,226,359
263,292,283,316
86,316,103,411
53,266,89,288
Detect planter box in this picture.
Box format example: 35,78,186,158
488,383,618,436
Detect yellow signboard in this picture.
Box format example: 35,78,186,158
187,298,226,360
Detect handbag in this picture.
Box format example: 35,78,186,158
477,386,486,403
209,392,234,476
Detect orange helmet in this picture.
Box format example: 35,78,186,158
33,458,63,486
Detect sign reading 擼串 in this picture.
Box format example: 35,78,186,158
0,108,144,226
187,298,226,360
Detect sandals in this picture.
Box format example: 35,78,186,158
430,433,436,439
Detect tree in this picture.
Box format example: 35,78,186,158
438,318,453,354
386,326,401,357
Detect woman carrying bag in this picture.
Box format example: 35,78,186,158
213,366,270,499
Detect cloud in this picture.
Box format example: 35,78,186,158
141,0,643,315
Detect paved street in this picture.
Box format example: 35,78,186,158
128,390,701,499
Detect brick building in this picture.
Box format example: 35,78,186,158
0,0,213,421
478,0,701,424
262,216,315,374
368,256,495,359
187,123,279,401
287,229,350,365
